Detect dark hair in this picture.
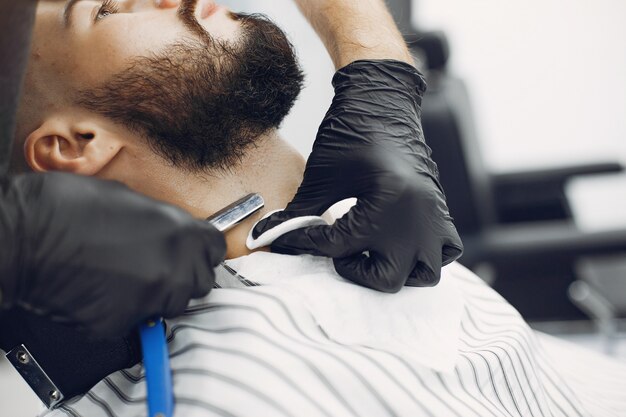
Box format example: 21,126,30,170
77,14,304,171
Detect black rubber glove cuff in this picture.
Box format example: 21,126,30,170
329,59,443,191
333,59,427,106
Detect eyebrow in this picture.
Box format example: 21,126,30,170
63,0,84,27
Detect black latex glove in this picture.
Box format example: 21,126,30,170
253,60,463,292
0,172,226,338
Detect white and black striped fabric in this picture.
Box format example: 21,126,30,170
41,259,626,417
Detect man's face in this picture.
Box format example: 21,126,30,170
21,0,303,173
33,0,240,93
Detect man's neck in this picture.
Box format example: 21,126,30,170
119,131,306,258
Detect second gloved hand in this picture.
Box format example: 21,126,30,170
252,60,463,292
0,172,226,338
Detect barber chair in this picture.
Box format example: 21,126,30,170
409,30,626,321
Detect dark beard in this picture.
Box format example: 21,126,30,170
77,13,304,171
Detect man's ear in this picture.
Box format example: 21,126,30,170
24,114,124,175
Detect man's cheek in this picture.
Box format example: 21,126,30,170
108,16,191,59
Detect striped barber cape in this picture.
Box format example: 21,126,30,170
42,254,626,417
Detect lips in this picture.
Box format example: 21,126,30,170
199,0,218,18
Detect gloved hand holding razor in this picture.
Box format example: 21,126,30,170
0,172,226,339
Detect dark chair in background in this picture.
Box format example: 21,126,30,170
386,0,626,321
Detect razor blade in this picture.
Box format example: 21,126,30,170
206,193,265,232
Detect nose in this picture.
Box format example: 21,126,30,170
155,0,180,8
121,0,180,12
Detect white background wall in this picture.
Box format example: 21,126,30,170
413,0,626,173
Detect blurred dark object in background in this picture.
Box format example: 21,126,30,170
569,256,626,354
388,0,626,321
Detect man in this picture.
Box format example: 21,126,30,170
13,0,310,257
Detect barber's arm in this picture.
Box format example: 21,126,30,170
253,0,463,292
291,0,413,68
